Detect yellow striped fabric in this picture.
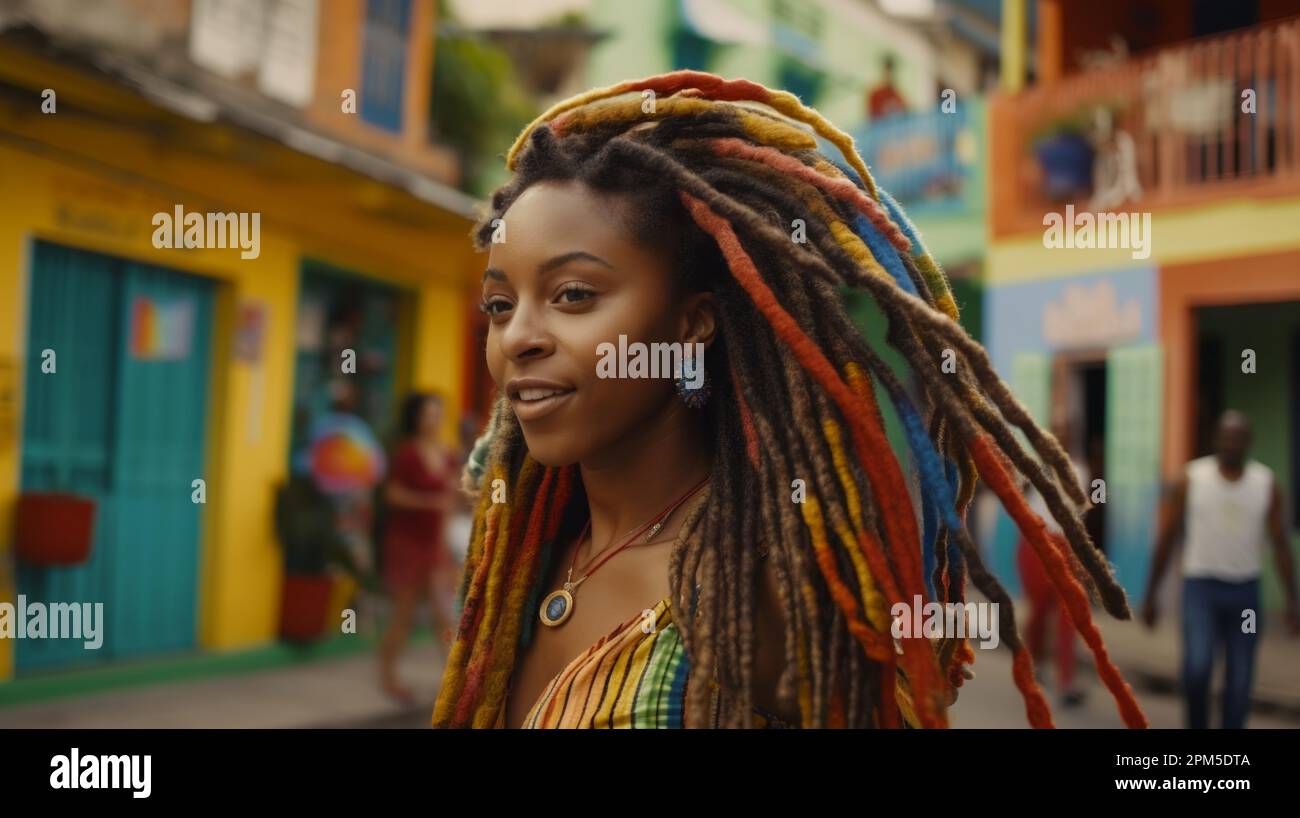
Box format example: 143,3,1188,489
500,597,793,728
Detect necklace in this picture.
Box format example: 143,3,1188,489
539,475,709,628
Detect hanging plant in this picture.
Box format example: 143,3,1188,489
1029,101,1126,201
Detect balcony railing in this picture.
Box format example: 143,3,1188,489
992,17,1300,236
848,98,984,216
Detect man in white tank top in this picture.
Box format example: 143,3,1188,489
1141,410,1299,728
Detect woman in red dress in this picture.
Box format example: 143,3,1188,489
379,392,460,704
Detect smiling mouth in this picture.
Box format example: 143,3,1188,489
509,387,575,421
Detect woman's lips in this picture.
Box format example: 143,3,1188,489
510,388,575,422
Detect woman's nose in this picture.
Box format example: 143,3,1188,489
498,299,554,362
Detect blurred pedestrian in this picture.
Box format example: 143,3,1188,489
378,391,459,705
444,413,482,571
866,53,908,120
1017,414,1088,707
1141,409,1300,728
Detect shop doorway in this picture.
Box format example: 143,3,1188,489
1195,300,1300,532
289,262,411,459
1052,352,1108,555
17,241,214,671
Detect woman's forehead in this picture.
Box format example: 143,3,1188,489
505,180,632,230
489,183,651,266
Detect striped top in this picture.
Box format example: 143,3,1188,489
501,596,795,728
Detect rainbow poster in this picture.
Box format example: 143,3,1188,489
129,296,194,360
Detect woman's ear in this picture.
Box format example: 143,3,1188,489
677,291,717,350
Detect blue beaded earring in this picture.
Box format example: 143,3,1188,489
674,353,710,408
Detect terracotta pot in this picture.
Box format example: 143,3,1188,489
279,574,334,642
15,493,97,566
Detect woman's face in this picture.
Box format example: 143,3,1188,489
481,180,712,466
419,398,443,437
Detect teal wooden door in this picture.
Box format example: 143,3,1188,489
17,243,213,671
17,244,121,671
110,262,213,658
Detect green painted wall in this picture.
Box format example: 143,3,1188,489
587,0,934,124
585,0,986,274
587,0,674,84
947,277,983,342
903,97,988,266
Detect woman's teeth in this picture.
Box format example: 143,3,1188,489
518,387,569,401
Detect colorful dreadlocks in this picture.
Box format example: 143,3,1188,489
432,70,1149,729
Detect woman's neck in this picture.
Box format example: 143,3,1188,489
577,399,711,560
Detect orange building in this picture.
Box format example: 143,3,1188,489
985,0,1300,609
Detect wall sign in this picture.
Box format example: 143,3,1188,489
233,301,267,363
129,296,194,361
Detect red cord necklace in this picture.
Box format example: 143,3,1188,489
538,475,710,628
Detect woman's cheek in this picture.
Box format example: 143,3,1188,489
484,335,505,388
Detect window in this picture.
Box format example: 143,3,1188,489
360,0,412,133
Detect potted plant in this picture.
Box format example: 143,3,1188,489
276,410,387,643
1030,110,1095,201
1030,100,1127,202
274,475,353,643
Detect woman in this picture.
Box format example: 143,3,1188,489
1017,416,1089,707
379,392,459,704
433,71,1147,729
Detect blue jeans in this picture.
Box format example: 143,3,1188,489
1181,577,1260,729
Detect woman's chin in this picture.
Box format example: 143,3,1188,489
518,436,583,469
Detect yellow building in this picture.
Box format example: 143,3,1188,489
0,0,482,682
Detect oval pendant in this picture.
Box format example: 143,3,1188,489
539,589,574,627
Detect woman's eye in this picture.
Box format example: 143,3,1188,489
555,285,595,304
479,298,512,317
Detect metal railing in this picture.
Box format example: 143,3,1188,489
850,99,982,213
1002,18,1300,222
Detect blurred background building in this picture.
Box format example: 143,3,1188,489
983,0,1300,616
0,0,1296,726
0,0,482,685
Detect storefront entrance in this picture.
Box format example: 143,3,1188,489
17,241,214,671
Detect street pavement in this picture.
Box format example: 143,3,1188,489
951,642,1299,729
0,642,446,729
1,601,1296,729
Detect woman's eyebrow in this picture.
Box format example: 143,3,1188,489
482,251,614,284
538,251,614,274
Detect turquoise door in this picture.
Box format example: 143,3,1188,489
17,242,213,671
